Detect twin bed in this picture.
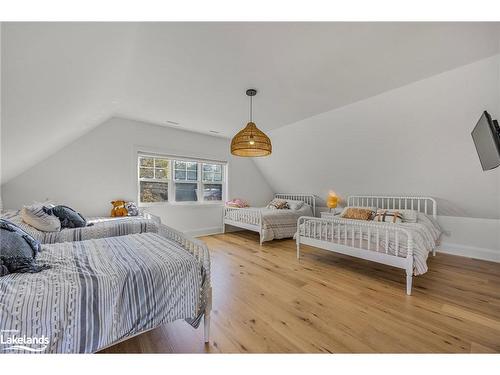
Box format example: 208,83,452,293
223,193,317,244
296,195,441,295
0,212,212,354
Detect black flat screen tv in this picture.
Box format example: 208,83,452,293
471,111,500,171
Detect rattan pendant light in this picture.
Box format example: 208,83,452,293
231,89,272,157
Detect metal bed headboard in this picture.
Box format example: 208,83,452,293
347,195,437,218
275,193,317,216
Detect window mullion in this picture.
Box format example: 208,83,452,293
169,159,174,202
198,163,203,202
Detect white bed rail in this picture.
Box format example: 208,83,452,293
347,195,437,218
296,216,415,295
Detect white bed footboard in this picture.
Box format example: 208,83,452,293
296,216,415,295
223,206,264,243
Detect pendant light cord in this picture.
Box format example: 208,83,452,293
249,95,253,122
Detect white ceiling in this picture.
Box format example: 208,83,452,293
2,22,500,183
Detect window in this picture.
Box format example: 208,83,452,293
139,156,169,203
174,160,199,201
202,163,223,201
138,154,226,205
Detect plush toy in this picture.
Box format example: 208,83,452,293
110,200,128,217
125,202,139,216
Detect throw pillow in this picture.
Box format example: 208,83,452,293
0,219,49,275
267,198,289,210
286,200,304,210
373,209,404,223
44,205,87,229
21,203,61,232
340,207,374,220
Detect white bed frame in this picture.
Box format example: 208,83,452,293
223,193,317,245
296,195,437,295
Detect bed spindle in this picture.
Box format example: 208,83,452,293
385,229,389,254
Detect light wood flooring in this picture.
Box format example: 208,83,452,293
101,230,500,353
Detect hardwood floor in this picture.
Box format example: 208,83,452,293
101,230,500,353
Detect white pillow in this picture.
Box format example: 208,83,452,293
21,204,61,232
398,209,418,223
286,200,304,210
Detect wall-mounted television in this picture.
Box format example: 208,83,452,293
471,111,500,171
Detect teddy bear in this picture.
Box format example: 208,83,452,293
110,200,128,217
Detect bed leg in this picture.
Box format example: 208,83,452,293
296,241,300,259
204,311,210,344
432,247,436,256
406,272,412,296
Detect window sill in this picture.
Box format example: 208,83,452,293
139,202,224,208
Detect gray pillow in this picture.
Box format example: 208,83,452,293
44,205,86,229
0,219,49,276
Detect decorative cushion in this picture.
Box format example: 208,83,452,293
267,198,289,210
226,199,250,208
286,200,304,210
0,219,49,276
373,209,404,223
21,203,61,232
340,207,374,220
125,202,139,216
44,205,86,229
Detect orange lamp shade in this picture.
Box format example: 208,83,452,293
327,195,338,209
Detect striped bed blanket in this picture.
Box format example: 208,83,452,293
0,228,210,353
0,210,159,244
261,205,313,242
297,213,441,275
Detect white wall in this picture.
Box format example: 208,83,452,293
254,55,500,260
1,117,274,235
0,22,3,212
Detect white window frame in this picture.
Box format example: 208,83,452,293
138,153,227,206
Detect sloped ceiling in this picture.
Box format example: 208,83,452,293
2,22,500,183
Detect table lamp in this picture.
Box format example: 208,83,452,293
327,191,339,214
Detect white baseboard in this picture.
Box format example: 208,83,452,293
185,226,223,238
439,242,500,263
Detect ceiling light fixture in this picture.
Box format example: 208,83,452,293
230,89,272,157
